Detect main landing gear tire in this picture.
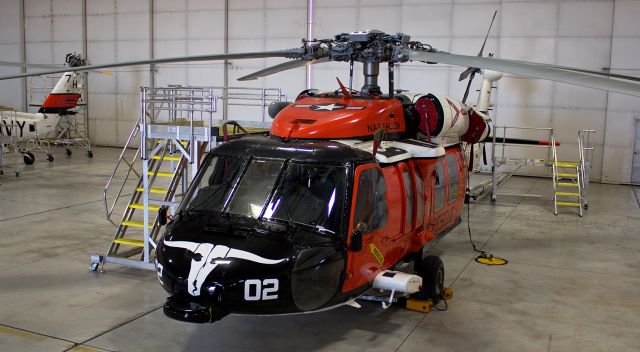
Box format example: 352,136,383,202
23,152,35,165
414,255,445,305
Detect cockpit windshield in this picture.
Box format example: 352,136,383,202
181,155,346,234
182,156,246,212
263,163,346,233
226,159,285,217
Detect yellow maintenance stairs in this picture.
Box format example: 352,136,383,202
108,139,204,263
93,86,218,270
553,130,595,216
93,86,274,271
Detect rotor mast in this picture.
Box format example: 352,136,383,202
362,61,381,95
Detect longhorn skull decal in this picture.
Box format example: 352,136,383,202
163,239,286,296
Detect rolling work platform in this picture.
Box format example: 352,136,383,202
29,73,92,157
0,110,23,177
93,86,278,271
94,86,218,270
553,129,596,216
488,126,558,203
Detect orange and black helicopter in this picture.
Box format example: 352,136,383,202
3,19,640,324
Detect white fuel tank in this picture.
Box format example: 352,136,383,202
372,270,422,294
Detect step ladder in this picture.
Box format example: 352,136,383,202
553,129,596,216
553,161,583,216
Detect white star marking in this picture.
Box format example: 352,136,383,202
315,104,340,111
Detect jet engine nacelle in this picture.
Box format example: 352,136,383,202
414,93,490,144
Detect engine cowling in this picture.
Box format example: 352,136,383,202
414,93,489,144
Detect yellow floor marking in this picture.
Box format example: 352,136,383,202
68,344,108,352
0,325,46,342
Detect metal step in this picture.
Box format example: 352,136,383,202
136,187,168,194
148,171,174,177
555,161,579,168
113,238,145,247
557,182,578,187
121,220,153,229
129,203,160,211
555,192,580,197
556,201,581,207
557,173,577,178
152,155,181,161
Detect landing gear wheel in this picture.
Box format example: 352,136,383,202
65,148,72,157
23,152,35,165
414,255,445,305
47,154,54,162
87,151,93,158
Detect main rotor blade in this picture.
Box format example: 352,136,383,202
0,49,304,80
408,50,640,96
0,61,113,76
517,61,640,82
238,56,330,81
0,61,61,70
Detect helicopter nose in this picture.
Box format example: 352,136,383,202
156,231,346,319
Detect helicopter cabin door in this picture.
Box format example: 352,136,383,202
343,163,403,292
397,162,416,241
428,158,447,233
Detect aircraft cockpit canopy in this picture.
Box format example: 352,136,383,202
181,155,348,235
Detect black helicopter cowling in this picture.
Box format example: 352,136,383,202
156,218,346,323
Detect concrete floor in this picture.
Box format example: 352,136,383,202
1,146,639,352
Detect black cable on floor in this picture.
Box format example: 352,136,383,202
463,144,507,266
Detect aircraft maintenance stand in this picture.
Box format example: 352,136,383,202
93,85,282,271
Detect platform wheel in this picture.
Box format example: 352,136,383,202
87,151,93,158
66,148,72,157
414,255,444,305
23,152,35,165
47,154,54,162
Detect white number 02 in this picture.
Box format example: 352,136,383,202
244,279,279,301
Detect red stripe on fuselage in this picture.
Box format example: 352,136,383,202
41,93,81,109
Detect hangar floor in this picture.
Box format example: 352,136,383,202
0,146,639,352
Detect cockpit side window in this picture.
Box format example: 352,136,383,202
352,166,388,235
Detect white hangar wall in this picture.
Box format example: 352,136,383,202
0,0,639,184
